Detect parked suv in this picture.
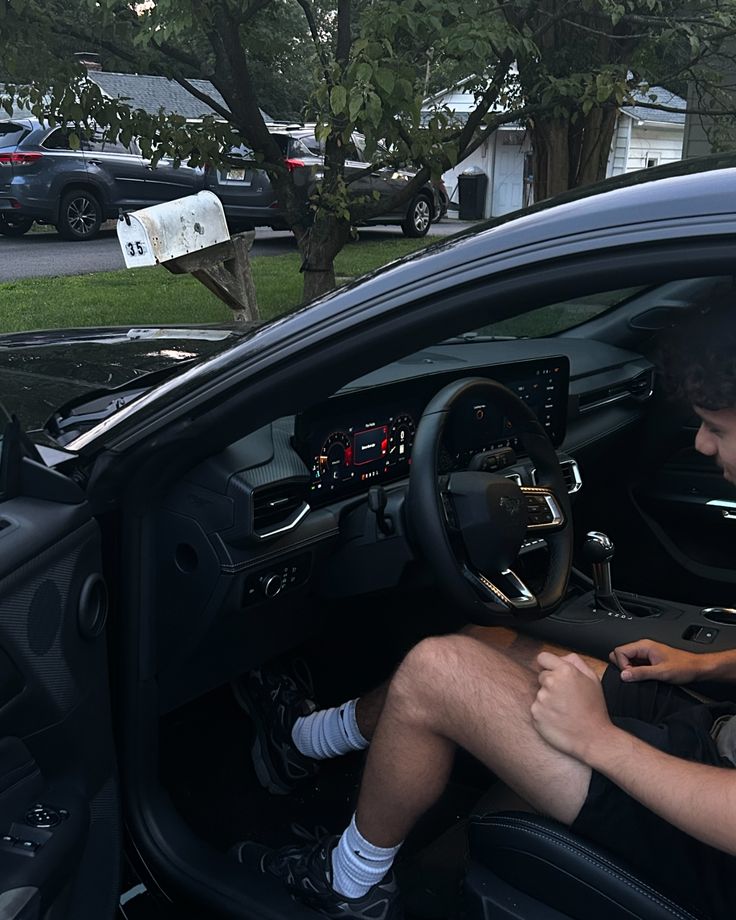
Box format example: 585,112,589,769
0,118,437,241
0,118,203,240
205,124,438,237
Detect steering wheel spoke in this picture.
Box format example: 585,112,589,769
438,475,461,531
520,486,565,532
464,565,538,611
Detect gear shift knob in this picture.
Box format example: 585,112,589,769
582,531,615,566
582,531,622,610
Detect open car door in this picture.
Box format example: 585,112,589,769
0,412,119,920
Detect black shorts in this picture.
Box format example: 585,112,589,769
571,666,736,919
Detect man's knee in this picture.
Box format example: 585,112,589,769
389,634,505,718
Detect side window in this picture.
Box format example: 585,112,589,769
0,123,28,148
42,128,72,151
81,130,134,155
288,137,313,159
299,135,323,157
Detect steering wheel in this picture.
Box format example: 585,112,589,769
407,377,573,625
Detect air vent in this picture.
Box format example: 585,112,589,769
252,481,310,538
560,459,582,494
578,368,654,413
629,368,655,400
532,459,582,495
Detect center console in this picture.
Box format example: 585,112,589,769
522,530,736,664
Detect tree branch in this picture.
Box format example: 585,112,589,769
295,0,333,86
175,77,232,121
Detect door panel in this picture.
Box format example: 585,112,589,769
141,157,204,203
0,471,119,918
633,416,736,598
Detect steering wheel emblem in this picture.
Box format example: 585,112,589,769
500,495,521,516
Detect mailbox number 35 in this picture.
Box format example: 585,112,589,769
126,241,146,257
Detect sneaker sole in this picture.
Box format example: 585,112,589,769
231,680,294,796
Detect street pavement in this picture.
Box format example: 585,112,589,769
0,220,480,283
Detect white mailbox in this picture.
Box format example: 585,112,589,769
117,190,230,268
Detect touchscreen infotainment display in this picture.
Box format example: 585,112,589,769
295,356,569,503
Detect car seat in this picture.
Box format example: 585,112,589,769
463,810,704,920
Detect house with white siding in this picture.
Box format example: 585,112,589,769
424,85,685,219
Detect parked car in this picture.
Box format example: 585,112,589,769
0,118,203,240
205,124,439,237
3,155,736,920
0,118,437,242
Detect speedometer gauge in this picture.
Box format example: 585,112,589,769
388,413,416,466
316,431,354,483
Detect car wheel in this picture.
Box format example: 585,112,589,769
57,190,103,241
0,215,34,237
402,195,433,237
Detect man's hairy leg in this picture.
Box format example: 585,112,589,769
353,626,607,742
354,634,592,847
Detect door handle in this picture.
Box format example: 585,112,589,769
722,510,736,521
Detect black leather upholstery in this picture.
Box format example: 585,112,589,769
467,811,704,920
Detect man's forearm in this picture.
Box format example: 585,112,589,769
585,726,736,855
698,648,736,682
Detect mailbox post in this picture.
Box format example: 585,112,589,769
117,191,259,322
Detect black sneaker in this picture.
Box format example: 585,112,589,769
231,668,318,794
231,834,403,920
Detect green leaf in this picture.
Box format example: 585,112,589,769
349,92,363,122
330,85,347,115
366,92,382,127
375,68,395,96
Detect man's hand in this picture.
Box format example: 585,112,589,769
531,652,614,763
608,639,702,684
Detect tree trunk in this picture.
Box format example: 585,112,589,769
296,212,351,302
574,106,618,187
530,103,619,201
530,115,571,201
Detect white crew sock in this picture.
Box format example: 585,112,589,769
330,814,402,899
291,698,368,760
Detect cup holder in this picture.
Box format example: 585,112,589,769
702,607,736,625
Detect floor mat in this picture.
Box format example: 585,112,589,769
160,681,484,918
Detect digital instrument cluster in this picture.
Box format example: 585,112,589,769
295,357,569,503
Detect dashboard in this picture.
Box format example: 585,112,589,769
294,356,569,505
154,337,655,711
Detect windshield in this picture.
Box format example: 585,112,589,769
468,288,648,338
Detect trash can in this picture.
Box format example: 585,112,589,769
458,167,488,220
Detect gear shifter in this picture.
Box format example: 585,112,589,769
581,531,627,615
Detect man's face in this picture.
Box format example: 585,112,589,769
694,406,736,483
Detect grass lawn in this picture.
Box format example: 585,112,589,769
0,236,434,334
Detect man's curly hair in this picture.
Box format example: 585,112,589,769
658,301,736,411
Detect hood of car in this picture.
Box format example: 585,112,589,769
0,324,250,438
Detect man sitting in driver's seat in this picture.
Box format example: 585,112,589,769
232,301,736,920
